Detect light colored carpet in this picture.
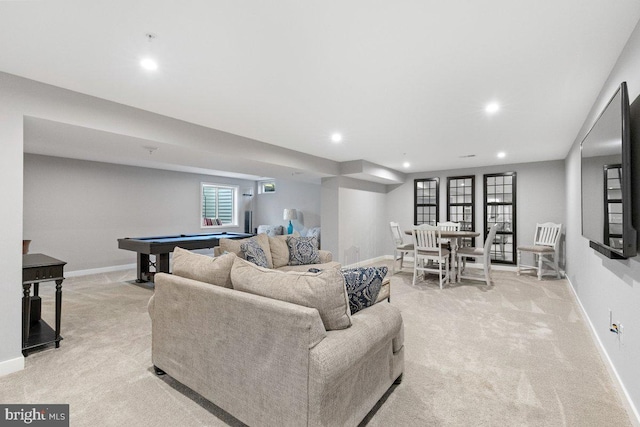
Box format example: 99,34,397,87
0,262,633,426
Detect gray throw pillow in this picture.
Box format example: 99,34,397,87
286,236,320,265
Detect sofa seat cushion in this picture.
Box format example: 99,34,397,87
171,247,236,288
220,233,273,268
276,262,341,273
231,257,351,331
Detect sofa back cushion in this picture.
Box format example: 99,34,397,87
268,235,291,269
172,247,236,288
219,234,273,269
231,257,351,331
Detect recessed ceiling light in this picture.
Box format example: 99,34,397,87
402,161,410,168
331,133,342,143
140,57,158,71
497,151,506,159
485,102,500,114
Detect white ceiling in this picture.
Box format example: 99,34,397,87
2,0,640,177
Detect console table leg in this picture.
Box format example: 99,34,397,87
22,283,31,351
55,279,63,348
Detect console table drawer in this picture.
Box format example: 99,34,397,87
23,265,65,283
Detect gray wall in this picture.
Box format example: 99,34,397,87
24,154,256,271
0,111,23,373
321,176,389,265
386,160,566,265
565,18,640,418
320,161,565,267
0,70,341,375
253,178,321,235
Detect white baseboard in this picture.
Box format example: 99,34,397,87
343,255,389,269
566,276,640,426
65,263,136,278
0,356,24,378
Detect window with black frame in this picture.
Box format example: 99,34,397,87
414,178,439,226
484,172,516,263
447,176,475,247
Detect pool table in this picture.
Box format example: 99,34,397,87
118,232,253,282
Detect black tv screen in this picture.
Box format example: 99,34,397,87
581,82,636,259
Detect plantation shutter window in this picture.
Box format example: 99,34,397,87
201,183,238,227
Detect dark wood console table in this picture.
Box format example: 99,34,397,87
22,254,66,356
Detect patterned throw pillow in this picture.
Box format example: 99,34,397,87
341,266,388,314
257,225,284,236
286,236,321,265
240,238,269,268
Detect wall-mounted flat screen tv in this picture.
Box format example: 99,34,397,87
581,82,636,259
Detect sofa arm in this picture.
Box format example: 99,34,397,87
318,250,332,263
151,273,327,427
310,302,403,380
307,302,404,426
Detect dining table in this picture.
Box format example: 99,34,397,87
405,229,481,282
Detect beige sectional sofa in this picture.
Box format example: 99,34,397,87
213,233,391,303
148,249,404,427
213,232,339,272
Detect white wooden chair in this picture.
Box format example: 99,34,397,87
437,221,461,270
412,225,450,289
517,222,562,280
436,221,460,244
457,223,499,286
389,221,414,274
437,221,461,232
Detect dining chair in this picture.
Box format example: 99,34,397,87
412,225,449,289
456,223,499,286
517,222,562,280
436,221,461,244
437,221,461,271
389,221,414,274
437,221,461,232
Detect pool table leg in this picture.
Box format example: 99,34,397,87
136,253,150,283
157,253,170,274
